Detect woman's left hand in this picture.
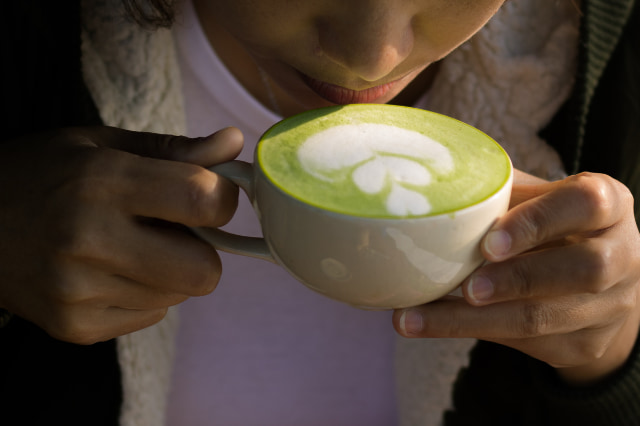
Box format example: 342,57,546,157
393,170,640,385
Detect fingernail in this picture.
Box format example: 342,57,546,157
467,275,494,304
400,310,423,335
484,230,511,259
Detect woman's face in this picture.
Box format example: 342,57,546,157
194,0,506,115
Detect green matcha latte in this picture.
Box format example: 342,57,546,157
257,104,511,218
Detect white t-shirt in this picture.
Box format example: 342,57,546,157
166,2,398,425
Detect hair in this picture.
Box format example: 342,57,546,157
120,0,177,28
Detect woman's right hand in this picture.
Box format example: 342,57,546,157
0,126,243,344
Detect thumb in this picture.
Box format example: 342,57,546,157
89,126,244,167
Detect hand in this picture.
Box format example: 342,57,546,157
393,170,640,385
0,126,243,344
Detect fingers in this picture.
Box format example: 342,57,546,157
392,171,640,381
178,127,244,166
55,210,223,298
78,126,244,227
393,283,639,384
0,126,245,346
394,285,630,342
37,222,221,344
98,277,190,310
87,126,244,167
464,238,625,305
53,139,240,228
394,296,589,340
51,267,191,311
484,173,632,262
30,260,181,344
112,218,224,296
118,155,239,227
45,304,171,345
465,172,638,306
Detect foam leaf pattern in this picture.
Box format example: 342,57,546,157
387,183,432,216
297,123,453,216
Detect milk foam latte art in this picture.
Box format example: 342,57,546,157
194,105,512,309
258,105,510,218
297,123,454,216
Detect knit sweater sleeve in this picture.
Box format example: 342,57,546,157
443,337,640,425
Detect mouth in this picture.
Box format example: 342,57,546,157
300,73,399,105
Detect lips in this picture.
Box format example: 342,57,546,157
300,73,397,104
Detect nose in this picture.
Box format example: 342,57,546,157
317,3,414,82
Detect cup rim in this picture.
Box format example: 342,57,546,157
256,104,513,220
256,163,513,222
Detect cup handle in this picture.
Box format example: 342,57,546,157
190,161,276,264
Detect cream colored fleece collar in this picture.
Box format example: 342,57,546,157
81,1,579,425
424,1,580,181
81,1,183,425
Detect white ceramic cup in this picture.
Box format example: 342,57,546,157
191,107,512,309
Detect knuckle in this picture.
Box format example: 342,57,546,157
69,149,130,196
184,170,219,226
47,156,126,260
567,173,614,223
611,177,635,211
509,261,536,299
621,186,635,211
516,302,554,337
576,241,616,293
516,203,550,245
50,224,104,263
153,134,191,160
615,285,637,316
